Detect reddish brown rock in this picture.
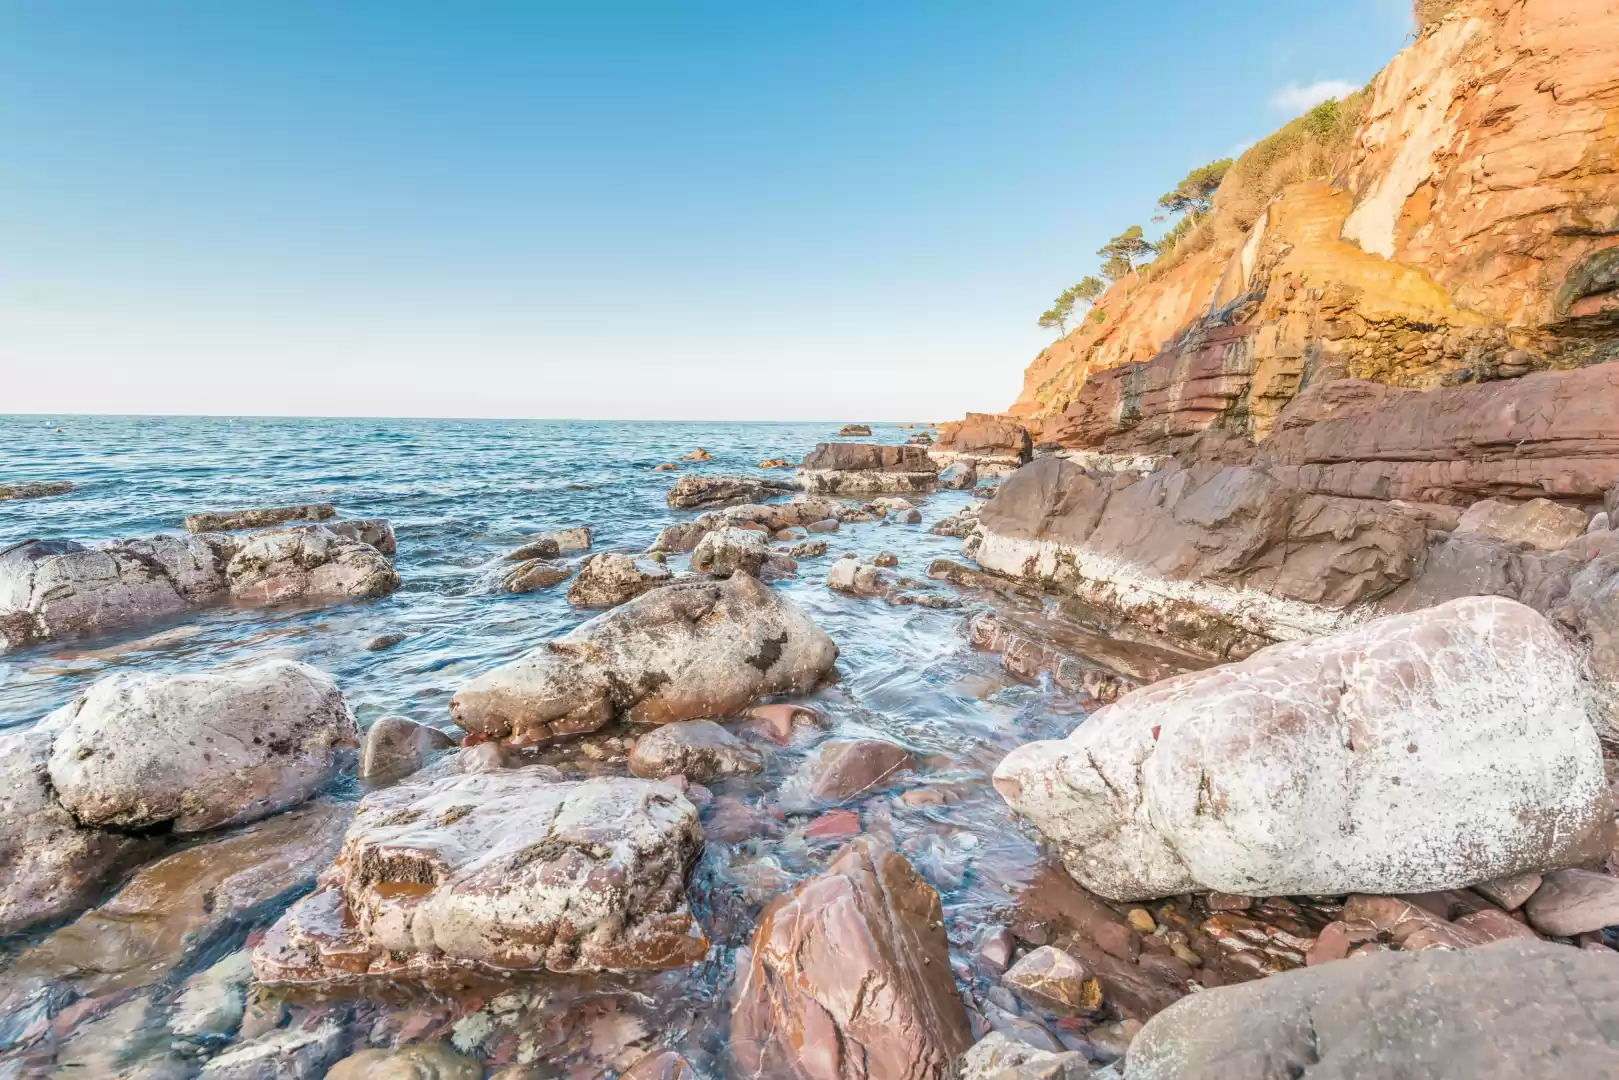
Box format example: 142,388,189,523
739,702,824,745
1525,869,1619,937
1001,946,1102,1017
627,720,763,782
781,738,914,810
621,1051,700,1080
799,444,939,495
731,837,972,1080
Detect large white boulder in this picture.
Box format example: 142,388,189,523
994,596,1612,900
452,573,838,748
46,659,357,833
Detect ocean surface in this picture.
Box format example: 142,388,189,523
0,414,1094,1077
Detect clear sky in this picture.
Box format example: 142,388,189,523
1,1,1413,421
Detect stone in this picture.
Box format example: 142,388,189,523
1126,909,1157,934
502,558,572,593
226,525,400,604
359,716,457,784
621,1051,701,1080
168,949,254,1041
566,552,672,608
799,443,940,495
650,498,839,553
252,772,707,984
1525,869,1619,937
690,526,770,578
1475,872,1543,912
184,504,336,532
957,1033,1089,1080
760,458,793,469
330,517,398,555
1306,921,1352,966
11,800,353,994
326,1043,483,1080
1002,946,1102,1017
197,1019,347,1080
731,837,973,1079
740,702,825,745
790,538,828,558
46,659,357,833
838,424,873,436
666,474,795,509
1457,497,1588,552
873,552,899,568
627,720,763,782
1206,892,1251,911
452,574,837,748
365,631,407,651
681,447,713,461
1591,512,1612,534
654,463,680,471
932,414,1034,476
994,597,1611,900
938,460,977,490
827,556,890,597
805,518,839,533
897,507,922,524
781,738,914,810
0,480,72,501
1127,939,1619,1079
974,925,1016,976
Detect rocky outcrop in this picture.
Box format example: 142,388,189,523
508,526,592,559
666,474,796,510
650,497,844,553
731,837,973,1080
838,424,873,437
931,413,1033,478
567,553,672,608
798,443,939,494
252,771,707,984
994,597,1611,900
1125,940,1619,1080
690,525,770,578
184,504,336,532
46,660,357,833
0,481,72,501
958,1033,1089,1080
226,525,399,604
451,573,838,748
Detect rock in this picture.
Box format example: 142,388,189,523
681,448,713,461
226,525,400,604
1456,497,1589,551
46,659,357,833
994,597,1611,900
666,474,795,509
800,443,939,495
974,925,1016,976
690,526,770,578
327,518,397,556
184,504,336,532
838,424,873,436
252,772,707,984
0,480,72,501
731,837,973,1079
931,504,982,537
790,538,828,558
650,497,840,552
1475,872,1544,912
502,558,572,593
365,631,407,651
654,463,680,471
12,800,353,994
197,1019,347,1080
932,414,1034,477
1591,512,1612,534
621,1050,700,1080
827,556,890,597
759,458,793,469
1002,946,1102,1017
805,518,840,533
0,720,156,937
509,527,592,560
168,950,254,1041
739,702,825,745
873,552,899,568
326,1043,482,1080
781,738,914,810
938,460,977,490
1524,869,1619,936
567,553,672,608
452,574,837,747
957,1033,1089,1080
1127,939,1619,1079
1126,909,1157,934
897,507,922,524
359,716,457,784
627,720,763,782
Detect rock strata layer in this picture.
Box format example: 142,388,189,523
798,443,939,495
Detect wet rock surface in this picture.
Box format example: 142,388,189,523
0,481,73,501
690,526,770,578
627,720,763,782
358,716,458,784
666,474,797,510
184,504,337,533
799,443,940,495
566,552,673,608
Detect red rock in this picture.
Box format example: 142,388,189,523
805,810,862,841
1093,921,1140,964
1206,892,1252,912
1525,869,1619,937
1306,921,1351,966
1454,907,1541,944
740,703,823,745
784,738,914,809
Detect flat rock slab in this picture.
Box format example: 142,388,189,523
184,504,336,532
1525,869,1619,937
252,771,707,985
1126,939,1619,1079
0,481,73,501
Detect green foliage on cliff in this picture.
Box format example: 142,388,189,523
1158,159,1232,219
1413,0,1459,29
1037,277,1107,335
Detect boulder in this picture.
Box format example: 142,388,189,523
226,525,400,603
1524,869,1619,937
1456,497,1588,551
627,720,764,782
184,504,336,532
509,526,593,560
358,716,457,784
1002,946,1102,1017
938,460,977,489
958,1033,1089,1080
0,481,72,501
650,497,842,553
252,772,708,984
827,556,890,597
1125,939,1619,1080
567,553,672,608
452,574,838,747
799,444,939,495
690,526,770,578
681,447,713,461
994,597,1611,900
621,1051,700,1080
791,538,828,558
666,474,796,510
329,517,397,556
502,558,572,594
168,949,253,1041
781,738,913,810
838,424,873,436
46,659,357,833
326,1044,482,1080
731,837,973,1080
197,1019,347,1080
932,413,1033,477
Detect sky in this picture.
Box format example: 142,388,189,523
0,1,1414,421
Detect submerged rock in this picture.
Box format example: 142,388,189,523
326,1043,483,1080
567,553,673,608
799,443,939,495
502,558,572,594
252,771,707,984
1127,939,1619,1079
627,720,763,782
666,474,796,510
995,596,1611,900
0,480,73,501
329,516,398,556
359,716,457,784
690,525,770,578
732,837,972,1080
46,659,357,833
452,574,837,748
183,503,336,532
197,1019,347,1080
780,738,914,810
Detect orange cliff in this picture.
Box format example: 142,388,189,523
1002,0,1619,451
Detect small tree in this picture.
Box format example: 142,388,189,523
1157,159,1232,221
1071,276,1104,307
1038,276,1108,336
1098,226,1154,278
1037,302,1072,335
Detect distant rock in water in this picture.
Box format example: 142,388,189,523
183,503,336,532
451,573,837,748
507,526,592,560
679,447,713,462
0,481,72,501
665,473,798,510
799,443,939,495
837,423,873,437
758,457,793,468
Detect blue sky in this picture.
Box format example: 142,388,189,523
0,1,1412,420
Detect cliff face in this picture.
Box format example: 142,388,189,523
1012,0,1619,446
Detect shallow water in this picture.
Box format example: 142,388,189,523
0,415,1097,1077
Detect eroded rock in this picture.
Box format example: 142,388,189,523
226,525,400,603
627,720,763,782
326,1043,483,1080
0,481,73,501
567,553,672,609
1524,869,1619,937
1457,497,1588,551
359,716,457,784
184,504,336,532
690,526,770,578
799,444,939,495
781,738,913,811
666,474,796,510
